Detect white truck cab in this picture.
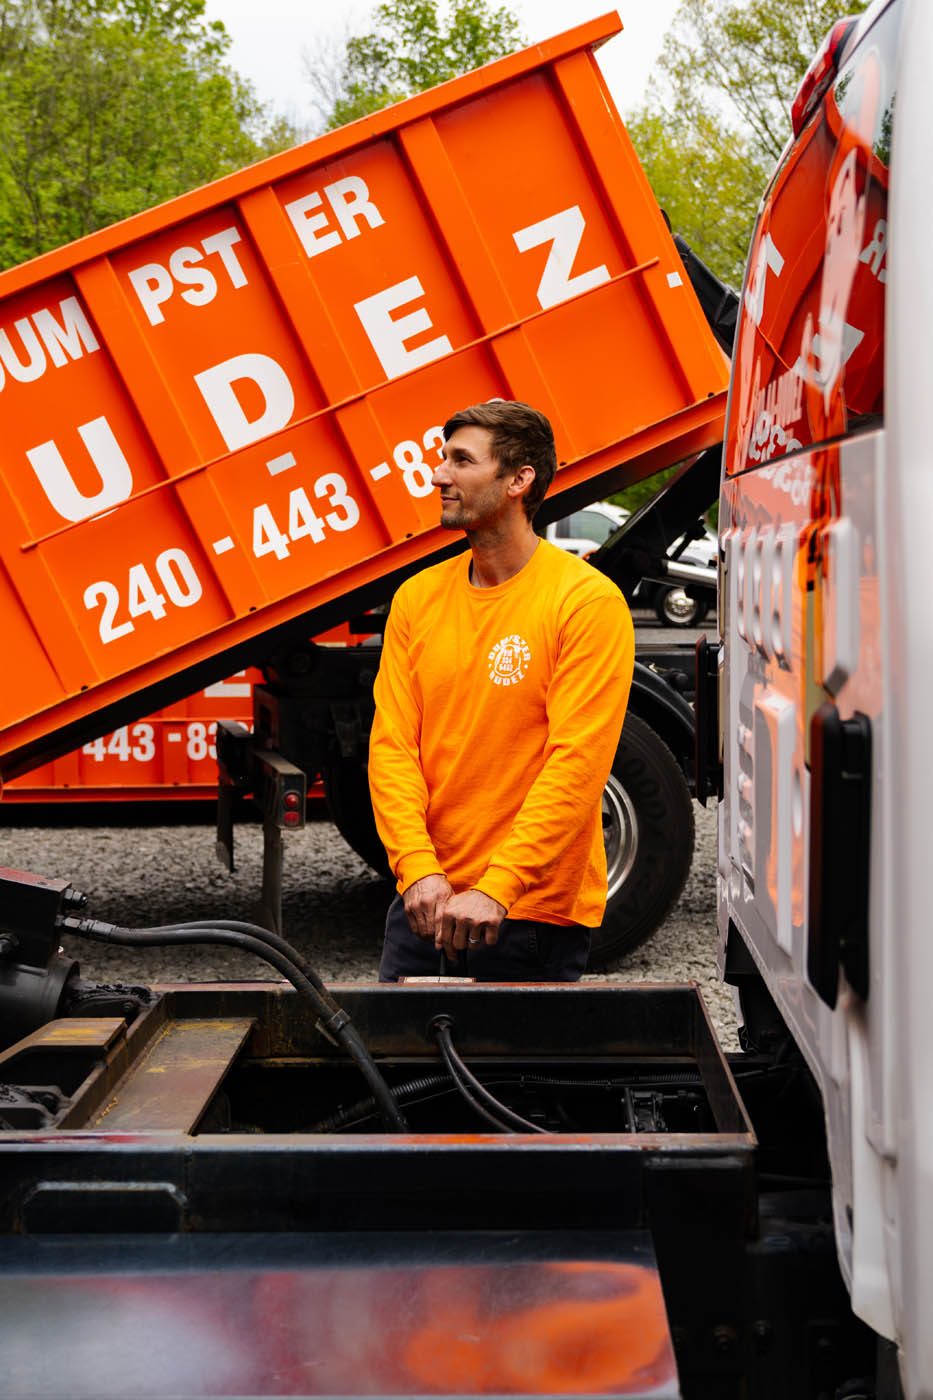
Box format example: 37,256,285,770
718,0,932,1392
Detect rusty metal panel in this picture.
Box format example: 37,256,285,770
0,1017,125,1066
92,1018,254,1132
0,14,727,781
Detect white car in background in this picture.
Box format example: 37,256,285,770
547,501,717,626
545,500,630,557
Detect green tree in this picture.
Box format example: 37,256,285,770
608,0,867,518
306,0,526,131
626,0,868,287
0,0,294,270
626,109,767,291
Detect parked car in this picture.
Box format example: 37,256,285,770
548,503,717,626
640,521,718,627
544,501,629,556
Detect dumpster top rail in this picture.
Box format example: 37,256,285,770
0,11,727,782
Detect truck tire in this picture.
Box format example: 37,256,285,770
653,584,708,628
589,713,695,968
322,760,392,880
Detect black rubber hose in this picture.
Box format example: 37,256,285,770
310,1073,454,1132
60,917,408,1133
310,1071,602,1134
435,1046,515,1133
129,922,403,1130
134,920,334,1000
432,1017,549,1135
313,1067,714,1135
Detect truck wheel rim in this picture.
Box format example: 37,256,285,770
603,774,638,899
662,588,697,624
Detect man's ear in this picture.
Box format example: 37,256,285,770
507,464,536,501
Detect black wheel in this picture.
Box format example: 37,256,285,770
589,712,695,968
322,759,391,879
654,585,708,628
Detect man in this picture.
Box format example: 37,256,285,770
368,400,634,981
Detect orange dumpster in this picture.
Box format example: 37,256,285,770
0,12,727,783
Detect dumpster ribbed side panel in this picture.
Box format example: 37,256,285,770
0,14,727,780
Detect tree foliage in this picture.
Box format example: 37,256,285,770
626,0,868,287
606,463,681,524
626,108,765,294
307,0,526,131
0,0,293,271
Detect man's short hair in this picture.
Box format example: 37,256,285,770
442,400,557,520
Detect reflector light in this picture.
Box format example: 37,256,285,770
284,811,301,827
791,18,857,136
284,791,301,809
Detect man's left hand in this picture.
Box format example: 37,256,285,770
437,889,506,954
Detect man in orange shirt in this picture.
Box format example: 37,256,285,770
368,400,634,981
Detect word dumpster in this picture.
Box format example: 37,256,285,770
0,12,727,783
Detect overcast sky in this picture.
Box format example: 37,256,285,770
204,1,679,128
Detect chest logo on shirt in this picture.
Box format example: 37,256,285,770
488,634,531,687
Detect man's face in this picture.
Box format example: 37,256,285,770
432,425,516,532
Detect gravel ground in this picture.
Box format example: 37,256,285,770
0,798,738,1048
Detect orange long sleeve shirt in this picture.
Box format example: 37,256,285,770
368,540,635,927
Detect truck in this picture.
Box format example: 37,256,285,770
0,2,926,1396
0,528,717,968
0,11,727,964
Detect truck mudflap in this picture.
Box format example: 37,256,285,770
0,13,727,786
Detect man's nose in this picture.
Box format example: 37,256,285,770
431,462,451,487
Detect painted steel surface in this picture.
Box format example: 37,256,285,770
0,13,727,784
0,982,750,1393
0,1233,679,1398
3,622,354,801
718,0,933,1389
1,670,257,800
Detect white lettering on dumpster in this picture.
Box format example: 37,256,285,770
26,417,134,523
0,318,49,384
284,176,385,258
127,226,248,326
84,548,203,645
0,297,99,390
512,206,610,310
354,275,452,379
194,352,295,451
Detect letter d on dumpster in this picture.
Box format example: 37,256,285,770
195,353,295,452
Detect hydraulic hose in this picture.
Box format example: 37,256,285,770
310,1072,454,1132
435,1056,514,1133
431,1016,549,1135
142,920,333,998
312,1069,678,1134
60,916,408,1132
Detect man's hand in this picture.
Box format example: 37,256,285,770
402,873,454,941
437,889,506,954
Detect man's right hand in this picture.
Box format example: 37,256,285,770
402,873,454,941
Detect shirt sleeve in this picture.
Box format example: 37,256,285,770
472,591,635,911
368,587,445,892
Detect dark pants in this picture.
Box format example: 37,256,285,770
378,893,591,983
